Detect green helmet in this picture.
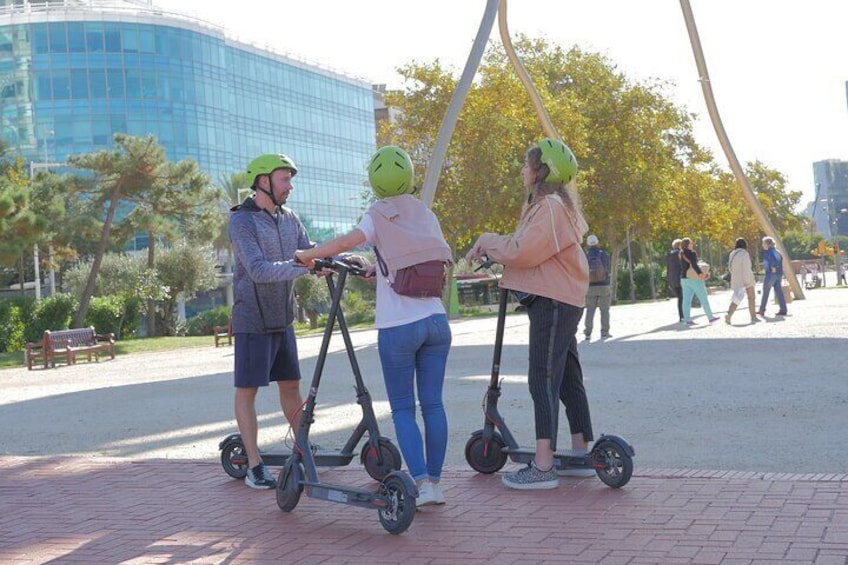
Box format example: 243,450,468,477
368,145,414,199
247,153,298,187
538,138,577,184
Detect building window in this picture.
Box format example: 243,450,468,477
86,23,104,52
48,23,67,53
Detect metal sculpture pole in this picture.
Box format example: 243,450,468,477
497,0,559,140
421,0,499,207
679,0,804,300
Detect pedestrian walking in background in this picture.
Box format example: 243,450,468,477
665,238,683,322
758,236,787,317
583,234,612,341
679,237,719,326
724,238,759,325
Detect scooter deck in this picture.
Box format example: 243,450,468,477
502,447,592,468
256,451,357,468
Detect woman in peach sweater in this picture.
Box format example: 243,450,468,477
466,139,594,490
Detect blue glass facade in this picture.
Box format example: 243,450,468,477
0,5,375,235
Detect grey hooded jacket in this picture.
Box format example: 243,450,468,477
228,197,311,334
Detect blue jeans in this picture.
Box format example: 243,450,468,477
377,314,451,482
760,274,787,313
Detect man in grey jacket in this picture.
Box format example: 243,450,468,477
229,153,312,489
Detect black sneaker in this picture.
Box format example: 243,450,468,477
245,463,276,489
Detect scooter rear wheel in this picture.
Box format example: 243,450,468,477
378,473,416,535
465,430,508,474
593,439,633,488
220,436,248,479
276,459,304,512
361,438,402,481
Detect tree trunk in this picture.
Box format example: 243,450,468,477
18,253,25,296
75,192,121,327
641,240,656,300
147,232,156,337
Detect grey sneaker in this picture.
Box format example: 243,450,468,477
245,463,276,489
501,462,558,490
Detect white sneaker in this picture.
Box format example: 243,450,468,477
432,482,446,505
416,481,438,507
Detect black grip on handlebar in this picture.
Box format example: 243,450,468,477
474,256,495,272
312,257,369,277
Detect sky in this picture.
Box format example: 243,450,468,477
156,0,848,208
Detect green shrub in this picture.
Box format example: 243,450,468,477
185,305,231,336
617,263,665,302
341,290,375,326
0,301,26,352
27,294,79,343
85,295,125,338
121,296,143,339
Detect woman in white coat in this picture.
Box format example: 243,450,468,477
724,238,759,324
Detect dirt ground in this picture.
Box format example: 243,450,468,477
2,281,846,475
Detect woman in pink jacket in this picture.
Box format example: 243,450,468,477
466,139,594,490
296,146,452,507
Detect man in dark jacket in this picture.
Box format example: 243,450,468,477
665,239,683,322
583,234,612,341
229,153,312,489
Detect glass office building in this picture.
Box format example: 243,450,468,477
0,0,376,237
812,160,848,238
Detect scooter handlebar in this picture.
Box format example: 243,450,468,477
474,255,497,272
312,257,370,278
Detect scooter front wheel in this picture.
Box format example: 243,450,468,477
220,436,248,479
361,438,402,481
377,473,416,535
276,459,304,512
593,438,633,488
465,430,508,474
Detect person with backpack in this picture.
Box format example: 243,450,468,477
583,235,612,341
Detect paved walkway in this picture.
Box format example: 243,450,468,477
2,456,847,564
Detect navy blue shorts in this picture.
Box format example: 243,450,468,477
233,327,301,388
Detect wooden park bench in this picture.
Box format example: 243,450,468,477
213,320,232,347
25,326,116,370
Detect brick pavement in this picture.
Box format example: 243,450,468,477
1,456,847,564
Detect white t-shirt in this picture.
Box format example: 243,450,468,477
357,213,446,329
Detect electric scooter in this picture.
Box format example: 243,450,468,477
464,278,635,488
275,257,417,534
219,260,402,483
